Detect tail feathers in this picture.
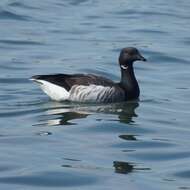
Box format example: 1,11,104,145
30,77,69,101
30,75,43,80
29,75,45,84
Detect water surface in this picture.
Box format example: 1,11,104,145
0,0,190,189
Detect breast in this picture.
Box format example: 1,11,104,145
68,84,125,103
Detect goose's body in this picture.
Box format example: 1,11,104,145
31,47,146,103
31,74,125,102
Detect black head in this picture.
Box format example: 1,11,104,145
119,47,146,69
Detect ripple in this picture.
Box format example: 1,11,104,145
131,150,190,161
114,9,190,20
154,54,189,64
0,136,51,145
0,39,45,46
85,15,101,19
80,122,150,135
0,171,99,187
0,94,17,101
183,37,190,45
0,64,28,71
66,0,90,6
99,25,117,29
175,170,190,179
119,134,137,141
142,49,189,64
0,108,43,118
0,77,29,84
61,163,108,172
179,187,190,190
8,2,41,10
0,9,31,21
61,160,149,175
131,29,168,35
63,157,81,162
115,139,174,150
0,165,17,172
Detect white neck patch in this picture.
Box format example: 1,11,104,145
121,65,128,70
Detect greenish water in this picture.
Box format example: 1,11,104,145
0,0,190,189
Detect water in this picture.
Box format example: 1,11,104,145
0,0,190,189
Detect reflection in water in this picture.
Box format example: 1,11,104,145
113,161,150,174
116,102,139,124
36,102,149,176
52,112,89,125
61,160,135,175
39,101,139,126
113,161,134,174
119,134,137,141
35,131,52,136
61,160,149,175
61,163,108,172
41,105,90,126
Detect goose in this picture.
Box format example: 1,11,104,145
30,47,146,103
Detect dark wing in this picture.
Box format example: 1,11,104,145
31,74,115,91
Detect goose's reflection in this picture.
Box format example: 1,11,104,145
113,161,150,174
119,134,137,141
113,102,139,124
44,107,89,126
113,161,134,174
37,102,140,176
40,101,139,126
49,111,88,126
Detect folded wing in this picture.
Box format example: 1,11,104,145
31,74,115,91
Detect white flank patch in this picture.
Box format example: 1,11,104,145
31,79,69,101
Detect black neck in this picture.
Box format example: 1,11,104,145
119,64,140,100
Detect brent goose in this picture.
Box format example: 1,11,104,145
30,47,146,103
